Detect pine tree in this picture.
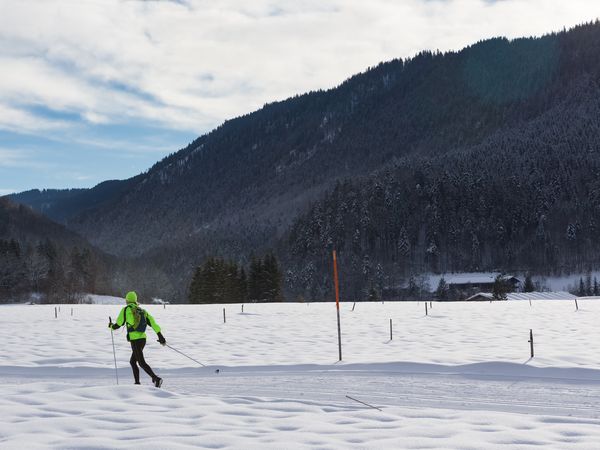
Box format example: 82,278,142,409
407,275,419,300
435,277,449,301
239,267,248,303
578,277,585,297
262,253,283,302
188,266,203,303
492,274,509,301
585,273,592,296
523,274,535,292
248,256,263,302
367,287,379,301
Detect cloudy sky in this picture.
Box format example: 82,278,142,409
1,0,599,194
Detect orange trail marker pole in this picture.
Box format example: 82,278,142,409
333,250,342,361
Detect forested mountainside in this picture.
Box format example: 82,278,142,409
0,197,90,247
10,22,600,301
287,87,600,300
0,197,106,302
0,198,174,302
10,179,132,224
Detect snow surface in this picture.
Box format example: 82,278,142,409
469,291,577,301
2,301,600,448
508,291,576,301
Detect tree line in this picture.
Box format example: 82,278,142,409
0,238,101,303
188,253,283,303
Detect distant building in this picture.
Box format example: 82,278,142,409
466,291,576,301
443,273,521,293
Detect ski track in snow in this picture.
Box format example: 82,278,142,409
2,301,600,448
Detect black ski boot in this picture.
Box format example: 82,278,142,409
154,377,163,388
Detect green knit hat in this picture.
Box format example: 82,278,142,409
125,291,138,304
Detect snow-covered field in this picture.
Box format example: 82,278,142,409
2,300,600,449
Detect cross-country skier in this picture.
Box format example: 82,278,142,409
108,291,166,387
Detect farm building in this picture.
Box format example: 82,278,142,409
441,273,521,292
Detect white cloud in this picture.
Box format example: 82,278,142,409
0,103,68,134
0,148,51,170
0,0,599,138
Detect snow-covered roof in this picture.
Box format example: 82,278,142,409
507,291,576,301
465,293,493,301
443,273,520,285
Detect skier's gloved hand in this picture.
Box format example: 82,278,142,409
157,332,166,346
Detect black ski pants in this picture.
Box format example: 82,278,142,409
130,338,158,383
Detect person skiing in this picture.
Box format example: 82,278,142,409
108,291,166,387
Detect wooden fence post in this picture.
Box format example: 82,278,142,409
575,298,579,311
389,319,393,340
223,308,226,324
352,302,356,312
55,307,57,319
529,329,534,358
425,302,428,316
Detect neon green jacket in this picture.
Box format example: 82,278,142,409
114,303,161,341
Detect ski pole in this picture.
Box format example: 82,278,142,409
346,395,382,411
109,316,119,385
165,343,206,367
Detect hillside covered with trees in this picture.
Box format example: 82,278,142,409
0,198,177,303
